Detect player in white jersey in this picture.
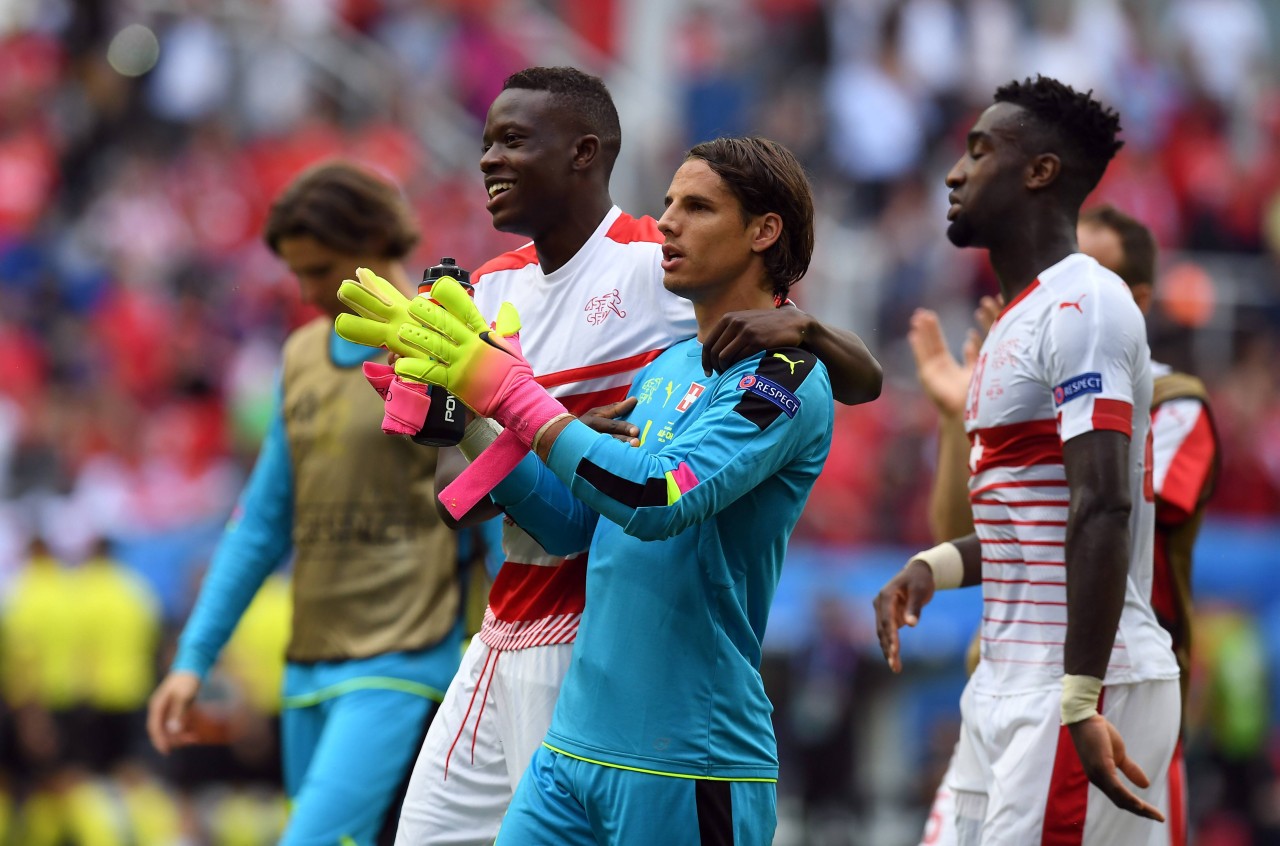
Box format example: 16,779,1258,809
911,205,1218,846
395,67,882,846
875,76,1179,846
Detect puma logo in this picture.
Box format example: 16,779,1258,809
663,381,679,406
772,352,804,374
1059,294,1086,313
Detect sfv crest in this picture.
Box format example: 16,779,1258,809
585,289,627,325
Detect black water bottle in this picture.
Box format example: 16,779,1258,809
412,258,473,447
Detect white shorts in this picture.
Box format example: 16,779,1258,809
920,751,959,846
921,747,962,839
395,637,574,846
947,677,1180,846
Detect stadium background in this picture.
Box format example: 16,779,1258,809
0,0,1277,843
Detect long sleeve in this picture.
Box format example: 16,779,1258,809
543,349,831,541
171,386,294,679
489,452,599,557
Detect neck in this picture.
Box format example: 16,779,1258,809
694,277,775,343
987,212,1077,304
534,189,614,273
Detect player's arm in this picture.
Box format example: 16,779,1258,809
701,305,882,405
1048,277,1165,822
432,398,640,529
1060,429,1163,821
533,350,830,540
362,279,833,543
149,388,294,754
908,308,984,540
873,532,982,673
1061,430,1132,680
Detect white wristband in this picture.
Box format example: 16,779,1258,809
1060,674,1103,725
458,418,502,461
909,541,964,590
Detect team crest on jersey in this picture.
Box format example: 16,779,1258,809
637,376,663,404
675,382,705,412
1054,372,1103,406
584,289,627,325
738,374,800,417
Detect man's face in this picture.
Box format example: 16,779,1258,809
480,88,578,237
657,159,760,302
276,235,383,320
944,102,1029,248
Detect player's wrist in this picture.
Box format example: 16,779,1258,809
1060,674,1103,725
458,417,503,461
908,541,963,590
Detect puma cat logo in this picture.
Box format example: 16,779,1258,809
772,353,804,374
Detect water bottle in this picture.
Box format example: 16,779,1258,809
412,258,472,447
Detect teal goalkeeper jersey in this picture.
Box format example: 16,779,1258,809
491,338,833,780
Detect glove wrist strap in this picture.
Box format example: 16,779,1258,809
491,380,570,449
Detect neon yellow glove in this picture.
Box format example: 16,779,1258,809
395,278,569,448
334,267,486,359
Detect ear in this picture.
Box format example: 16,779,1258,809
749,212,783,254
571,135,601,171
1131,282,1154,315
1025,152,1061,191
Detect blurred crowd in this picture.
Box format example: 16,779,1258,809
0,0,1278,843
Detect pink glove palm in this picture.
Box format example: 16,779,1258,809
396,278,568,448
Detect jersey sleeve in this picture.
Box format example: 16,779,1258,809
544,348,832,541
1043,277,1146,443
488,451,600,556
1151,396,1217,523
171,383,295,679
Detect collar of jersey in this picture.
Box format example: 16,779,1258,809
539,205,623,286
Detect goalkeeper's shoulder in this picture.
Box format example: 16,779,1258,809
719,346,832,431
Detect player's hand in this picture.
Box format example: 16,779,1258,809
701,307,812,377
908,309,973,420
147,671,202,755
336,267,483,360
974,294,1002,335
873,559,936,673
396,279,569,450
581,398,640,445
395,281,528,413
1067,715,1166,822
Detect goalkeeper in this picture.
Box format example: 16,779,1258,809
340,137,832,844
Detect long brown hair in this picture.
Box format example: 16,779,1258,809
686,137,815,300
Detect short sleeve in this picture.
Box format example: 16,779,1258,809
1042,275,1146,443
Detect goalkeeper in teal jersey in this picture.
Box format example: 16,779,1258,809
336,136,842,844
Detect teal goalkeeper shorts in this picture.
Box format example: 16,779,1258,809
496,744,777,846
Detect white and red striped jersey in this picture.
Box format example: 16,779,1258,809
963,253,1178,693
470,206,698,651
1149,363,1216,523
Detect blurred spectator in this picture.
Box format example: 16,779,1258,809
0,0,1277,841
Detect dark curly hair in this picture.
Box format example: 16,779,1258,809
686,137,815,301
503,66,622,176
263,160,419,259
993,75,1123,204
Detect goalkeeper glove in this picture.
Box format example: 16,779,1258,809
395,277,570,449
334,267,486,359
361,362,432,437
